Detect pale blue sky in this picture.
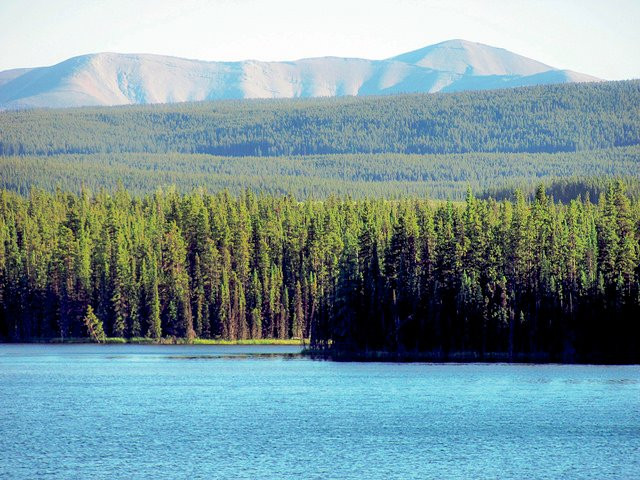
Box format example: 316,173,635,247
0,0,638,80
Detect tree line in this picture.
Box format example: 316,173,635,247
1,80,638,157
0,184,638,362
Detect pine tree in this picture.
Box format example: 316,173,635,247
279,287,289,340
249,270,263,339
293,280,304,339
143,258,162,339
161,222,193,338
83,305,106,343
111,230,129,337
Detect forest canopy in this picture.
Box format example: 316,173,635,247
1,80,639,157
1,148,638,200
0,185,638,362
1,80,638,200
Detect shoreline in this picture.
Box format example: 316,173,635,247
0,337,306,346
1,342,636,364
302,348,640,365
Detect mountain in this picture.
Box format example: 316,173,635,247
0,39,599,109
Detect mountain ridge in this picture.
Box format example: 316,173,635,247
0,40,600,109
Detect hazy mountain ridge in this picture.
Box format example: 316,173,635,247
0,39,600,109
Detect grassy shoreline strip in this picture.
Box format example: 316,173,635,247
0,337,306,346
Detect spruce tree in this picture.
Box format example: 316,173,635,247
83,305,106,343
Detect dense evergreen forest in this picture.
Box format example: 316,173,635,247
1,185,638,362
1,80,639,157
1,147,638,200
1,80,638,200
1,80,638,359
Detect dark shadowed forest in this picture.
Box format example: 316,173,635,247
1,183,638,361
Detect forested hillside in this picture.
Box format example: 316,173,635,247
1,185,638,362
1,147,638,199
1,80,639,200
1,80,638,157
1,79,638,357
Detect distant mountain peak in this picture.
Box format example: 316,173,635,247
389,39,554,76
0,40,600,110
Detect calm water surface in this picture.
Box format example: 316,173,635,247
0,344,638,479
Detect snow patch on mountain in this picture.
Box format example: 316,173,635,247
0,40,601,109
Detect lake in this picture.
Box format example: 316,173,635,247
0,344,638,479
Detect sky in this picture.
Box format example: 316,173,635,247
0,0,638,80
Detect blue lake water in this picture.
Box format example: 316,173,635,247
0,344,638,479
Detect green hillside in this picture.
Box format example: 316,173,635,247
1,148,638,200
2,80,639,156
1,80,638,199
